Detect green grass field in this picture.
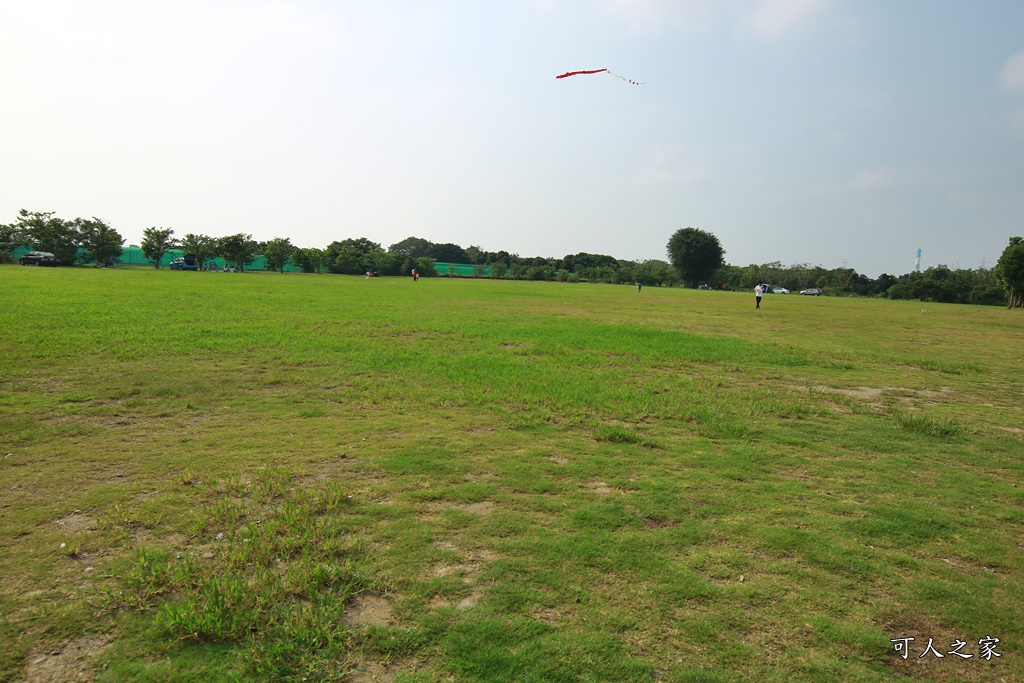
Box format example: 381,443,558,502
1,266,1022,682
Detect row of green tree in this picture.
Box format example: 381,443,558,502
702,261,1007,305
0,211,126,267
2,210,1021,307
0,211,679,282
663,226,1023,307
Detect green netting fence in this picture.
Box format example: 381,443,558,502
432,262,496,277
8,245,503,277
10,245,304,271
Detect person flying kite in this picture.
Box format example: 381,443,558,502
556,68,644,85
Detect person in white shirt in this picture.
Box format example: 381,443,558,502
754,283,764,309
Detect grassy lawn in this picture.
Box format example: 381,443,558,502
1,266,1021,682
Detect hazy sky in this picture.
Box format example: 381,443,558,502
2,1,1022,276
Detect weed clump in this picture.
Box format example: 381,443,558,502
107,470,377,680
891,411,965,438
594,424,658,448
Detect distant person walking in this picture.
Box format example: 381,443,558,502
412,268,419,281
637,282,642,292
754,283,764,309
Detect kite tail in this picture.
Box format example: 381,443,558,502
605,70,644,85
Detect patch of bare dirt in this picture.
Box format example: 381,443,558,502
295,455,361,485
457,587,485,610
940,556,1001,576
54,513,96,535
530,606,578,625
425,501,494,516
461,501,494,515
431,546,494,579
426,543,494,611
462,471,496,481
433,563,475,578
345,658,421,683
644,517,678,529
343,593,393,628
828,386,886,399
993,425,1023,434
549,456,569,465
20,635,111,682
811,385,951,401
700,572,748,587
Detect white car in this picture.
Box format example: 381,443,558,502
774,287,790,294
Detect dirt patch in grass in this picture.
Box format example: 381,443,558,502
531,606,578,625
456,588,484,609
344,593,393,628
425,501,494,516
20,635,111,682
433,563,474,578
993,425,1023,434
587,480,634,495
427,544,493,610
432,546,495,577
843,387,886,399
346,658,423,683
813,385,951,400
294,455,362,485
461,471,496,481
54,512,97,535
643,516,679,529
941,556,1001,576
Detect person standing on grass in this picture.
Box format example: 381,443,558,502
755,283,764,309
637,281,642,292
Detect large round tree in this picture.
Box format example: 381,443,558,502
666,227,725,288
994,236,1024,309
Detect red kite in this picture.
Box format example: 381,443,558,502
556,68,644,85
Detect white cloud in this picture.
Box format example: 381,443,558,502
999,51,1024,94
735,0,832,42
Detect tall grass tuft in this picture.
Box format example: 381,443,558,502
593,423,658,447
891,410,966,438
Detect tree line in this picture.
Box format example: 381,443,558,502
665,227,1022,308
2,210,1021,307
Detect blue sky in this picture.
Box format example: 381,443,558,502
2,0,1022,276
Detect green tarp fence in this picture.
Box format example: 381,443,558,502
9,245,498,276
432,262,493,277
10,245,303,271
